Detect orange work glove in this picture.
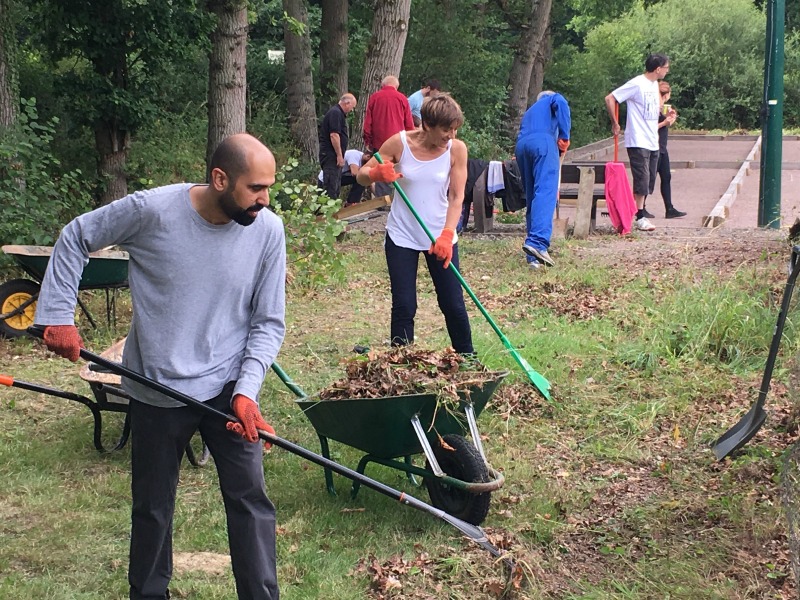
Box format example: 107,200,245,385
226,394,275,449
557,139,570,154
369,162,402,183
43,325,84,362
428,227,456,269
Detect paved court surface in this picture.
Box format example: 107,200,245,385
561,134,800,232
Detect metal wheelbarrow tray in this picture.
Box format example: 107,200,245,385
296,371,508,526
0,244,129,337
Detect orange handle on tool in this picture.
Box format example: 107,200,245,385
0,375,13,386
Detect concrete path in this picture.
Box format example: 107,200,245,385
561,134,800,232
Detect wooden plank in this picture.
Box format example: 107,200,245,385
558,197,607,210
572,166,596,239
333,196,392,220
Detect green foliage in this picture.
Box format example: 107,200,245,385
0,98,92,259
402,0,512,149
547,0,772,143
269,159,346,288
126,104,207,190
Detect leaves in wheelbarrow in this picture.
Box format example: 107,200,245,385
317,346,503,405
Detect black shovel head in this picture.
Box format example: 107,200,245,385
711,405,767,460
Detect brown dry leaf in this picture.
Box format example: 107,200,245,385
317,346,504,402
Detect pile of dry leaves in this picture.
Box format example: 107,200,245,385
317,346,505,403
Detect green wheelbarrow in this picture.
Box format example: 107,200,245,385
0,245,129,337
292,372,508,526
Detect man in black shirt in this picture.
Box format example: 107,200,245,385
319,93,357,200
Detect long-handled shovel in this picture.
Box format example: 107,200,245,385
712,245,800,460
23,327,508,562
373,152,552,401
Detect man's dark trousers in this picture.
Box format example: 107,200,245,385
320,152,342,200
128,382,278,600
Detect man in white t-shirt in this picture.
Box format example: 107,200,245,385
605,53,671,232
317,148,368,206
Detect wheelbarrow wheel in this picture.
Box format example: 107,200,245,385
424,434,491,526
0,279,40,339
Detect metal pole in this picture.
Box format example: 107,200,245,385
758,0,785,228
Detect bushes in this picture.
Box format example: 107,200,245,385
0,98,92,269
546,0,775,139
269,158,347,288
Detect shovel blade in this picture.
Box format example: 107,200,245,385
711,406,767,460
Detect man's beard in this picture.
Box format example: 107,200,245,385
219,189,261,226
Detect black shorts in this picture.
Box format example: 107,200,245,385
626,147,659,197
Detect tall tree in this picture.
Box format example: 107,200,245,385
319,0,348,110
0,0,18,129
353,0,412,146
528,27,552,104
205,0,248,173
283,0,319,162
503,0,552,141
33,0,209,204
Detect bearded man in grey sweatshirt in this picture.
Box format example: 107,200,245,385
35,133,286,600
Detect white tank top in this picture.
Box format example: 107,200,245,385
385,130,452,251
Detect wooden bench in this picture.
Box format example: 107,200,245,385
559,162,608,238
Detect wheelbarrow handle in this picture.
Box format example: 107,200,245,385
25,326,509,563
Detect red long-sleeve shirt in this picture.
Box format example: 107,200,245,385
363,85,415,151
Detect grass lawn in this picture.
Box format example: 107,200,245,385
1,221,798,599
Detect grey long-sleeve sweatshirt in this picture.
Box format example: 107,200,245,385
35,183,286,408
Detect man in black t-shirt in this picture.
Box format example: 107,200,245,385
319,93,357,200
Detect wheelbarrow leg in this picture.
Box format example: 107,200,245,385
464,403,488,466
92,408,131,452
410,414,444,476
76,295,98,329
317,434,337,496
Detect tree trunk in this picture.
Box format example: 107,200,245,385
283,0,319,163
503,0,552,142
95,120,130,205
353,0,411,147
0,0,18,129
206,0,248,175
319,0,348,111
528,28,552,106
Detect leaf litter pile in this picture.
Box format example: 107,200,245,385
317,346,506,405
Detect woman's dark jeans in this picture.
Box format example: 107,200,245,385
384,233,473,354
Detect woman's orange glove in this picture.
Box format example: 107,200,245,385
227,394,275,449
43,325,84,362
557,139,570,154
429,227,456,269
369,162,402,183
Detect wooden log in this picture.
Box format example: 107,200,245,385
572,166,595,239
333,196,392,220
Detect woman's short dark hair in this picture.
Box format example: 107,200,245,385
421,93,464,130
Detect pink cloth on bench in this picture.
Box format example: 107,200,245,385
604,162,637,235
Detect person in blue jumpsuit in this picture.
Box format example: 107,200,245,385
515,91,571,269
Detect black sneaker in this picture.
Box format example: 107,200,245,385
665,208,687,219
642,207,655,219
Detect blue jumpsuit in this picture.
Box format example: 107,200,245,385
514,93,571,259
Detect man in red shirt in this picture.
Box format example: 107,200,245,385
363,75,415,154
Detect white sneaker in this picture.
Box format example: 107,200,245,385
635,217,656,232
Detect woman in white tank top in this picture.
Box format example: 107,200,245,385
356,94,474,354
